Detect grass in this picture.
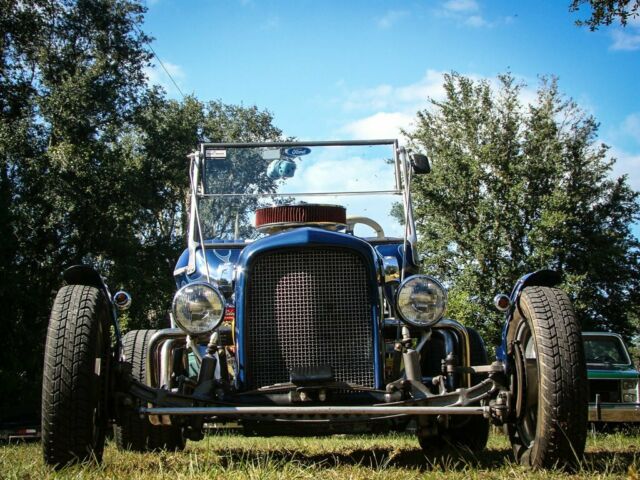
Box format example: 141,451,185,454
1,430,639,479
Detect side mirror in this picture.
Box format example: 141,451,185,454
410,153,431,175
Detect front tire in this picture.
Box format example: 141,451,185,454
114,330,185,452
42,285,110,468
506,286,587,469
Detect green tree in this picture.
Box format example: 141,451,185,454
408,73,640,347
0,0,152,422
570,0,640,29
108,93,283,331
0,0,50,423
0,0,285,422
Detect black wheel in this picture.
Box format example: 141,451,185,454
506,286,587,469
42,285,111,468
419,326,490,454
114,330,185,452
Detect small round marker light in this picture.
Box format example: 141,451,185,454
113,291,132,311
493,294,511,312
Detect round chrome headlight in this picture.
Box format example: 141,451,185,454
395,275,447,328
172,282,225,336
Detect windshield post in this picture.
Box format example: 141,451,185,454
186,148,211,284
186,151,199,275
398,146,418,281
393,140,402,192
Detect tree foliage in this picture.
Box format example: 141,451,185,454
570,0,640,29
112,94,282,330
1,0,151,424
0,0,282,422
408,73,640,347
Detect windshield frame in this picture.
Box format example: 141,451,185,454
184,139,418,282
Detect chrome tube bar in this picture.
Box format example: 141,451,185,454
159,339,186,389
200,139,397,148
145,328,188,426
197,190,402,198
397,146,418,282
146,328,187,390
140,405,488,416
186,154,199,275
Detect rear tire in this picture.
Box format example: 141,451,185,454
506,286,587,469
114,330,185,452
42,285,110,468
419,326,490,454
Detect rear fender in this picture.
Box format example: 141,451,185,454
495,269,562,363
62,265,121,342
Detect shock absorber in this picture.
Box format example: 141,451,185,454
195,334,218,397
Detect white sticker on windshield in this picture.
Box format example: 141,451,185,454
261,148,281,160
205,149,227,159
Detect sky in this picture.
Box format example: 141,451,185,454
142,0,640,236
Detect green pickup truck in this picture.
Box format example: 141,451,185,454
583,332,640,423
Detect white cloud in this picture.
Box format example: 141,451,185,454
609,16,640,51
622,113,640,142
337,69,536,117
342,112,415,140
144,60,185,96
443,0,479,13
376,10,409,29
342,84,394,112
439,0,510,28
395,70,448,104
606,112,640,149
610,29,640,50
465,15,489,27
336,70,536,141
609,146,640,192
342,69,446,113
335,72,445,140
284,156,396,193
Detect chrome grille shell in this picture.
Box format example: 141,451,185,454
243,247,376,390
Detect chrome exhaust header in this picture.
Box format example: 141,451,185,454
145,328,187,425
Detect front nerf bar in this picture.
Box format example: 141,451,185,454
140,405,489,417
128,377,504,424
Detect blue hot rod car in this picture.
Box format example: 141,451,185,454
41,140,588,469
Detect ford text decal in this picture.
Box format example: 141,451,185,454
284,147,311,157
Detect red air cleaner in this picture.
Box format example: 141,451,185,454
255,204,347,231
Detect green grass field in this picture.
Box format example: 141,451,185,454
1,430,639,479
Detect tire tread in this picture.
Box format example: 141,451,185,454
42,285,107,467
510,286,588,468
114,330,184,451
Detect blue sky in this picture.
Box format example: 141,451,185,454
143,0,640,235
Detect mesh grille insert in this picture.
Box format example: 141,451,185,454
245,248,375,389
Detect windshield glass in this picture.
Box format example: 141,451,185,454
197,142,404,241
583,336,631,365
